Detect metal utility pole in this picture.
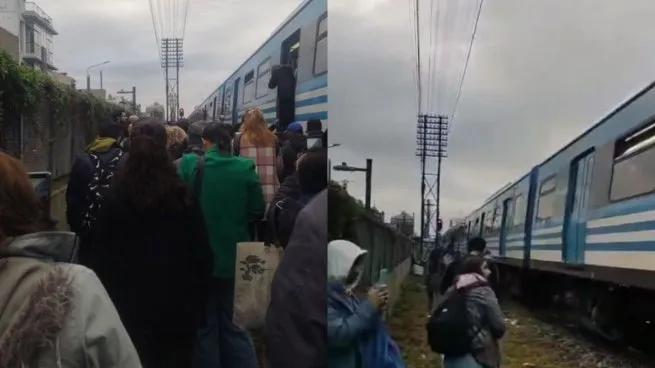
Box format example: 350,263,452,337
117,86,137,113
416,114,448,256
161,38,184,122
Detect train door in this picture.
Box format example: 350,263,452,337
563,151,594,265
232,77,241,124
479,212,485,236
499,198,512,257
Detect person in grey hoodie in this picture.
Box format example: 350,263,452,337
0,152,141,368
439,255,505,368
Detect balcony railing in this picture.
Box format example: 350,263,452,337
24,2,53,25
23,42,54,66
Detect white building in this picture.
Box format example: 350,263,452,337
21,1,56,70
0,0,56,70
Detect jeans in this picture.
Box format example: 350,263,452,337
194,278,259,368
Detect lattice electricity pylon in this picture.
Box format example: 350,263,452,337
416,114,448,252
161,38,184,122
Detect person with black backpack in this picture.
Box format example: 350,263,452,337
65,122,127,267
440,237,490,295
267,146,327,248
426,256,505,368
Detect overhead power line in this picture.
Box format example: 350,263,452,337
448,0,484,131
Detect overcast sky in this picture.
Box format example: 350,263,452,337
39,0,301,110
329,0,655,234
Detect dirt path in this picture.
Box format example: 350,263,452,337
388,276,651,368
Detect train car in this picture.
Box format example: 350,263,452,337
189,0,327,129
461,81,655,345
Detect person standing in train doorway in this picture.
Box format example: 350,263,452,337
268,61,297,132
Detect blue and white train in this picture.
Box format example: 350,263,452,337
189,0,327,129
458,81,655,343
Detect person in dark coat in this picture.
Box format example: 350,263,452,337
268,64,296,130
65,122,125,233
425,243,445,313
91,122,213,368
265,189,327,368
65,122,127,266
267,147,327,248
277,122,307,183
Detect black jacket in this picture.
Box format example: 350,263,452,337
90,190,213,336
268,65,296,101
65,141,126,234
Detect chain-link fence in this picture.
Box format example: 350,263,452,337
1,100,116,179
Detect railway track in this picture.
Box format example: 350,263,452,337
501,293,655,368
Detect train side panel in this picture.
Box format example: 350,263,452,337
483,186,516,258
526,83,655,289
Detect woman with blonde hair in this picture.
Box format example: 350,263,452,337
166,124,188,160
234,108,280,208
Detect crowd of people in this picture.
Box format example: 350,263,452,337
0,107,507,368
0,108,329,367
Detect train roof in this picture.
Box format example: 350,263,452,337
538,80,655,167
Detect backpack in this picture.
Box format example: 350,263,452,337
270,196,310,248
426,282,486,356
81,150,124,231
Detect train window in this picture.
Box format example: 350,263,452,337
224,87,232,113
610,121,655,201
243,71,255,104
540,177,556,194
256,58,271,99
484,210,493,233
536,179,556,222
512,194,526,226
313,14,327,75
492,206,502,230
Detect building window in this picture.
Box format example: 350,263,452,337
255,58,271,99
513,194,526,226
243,70,255,104
313,14,327,75
610,121,655,201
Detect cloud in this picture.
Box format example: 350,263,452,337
328,0,655,232
39,0,302,110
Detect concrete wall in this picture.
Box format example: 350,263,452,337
0,26,18,59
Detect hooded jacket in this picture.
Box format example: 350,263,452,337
440,273,505,368
0,231,141,367
327,240,378,368
65,137,127,233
